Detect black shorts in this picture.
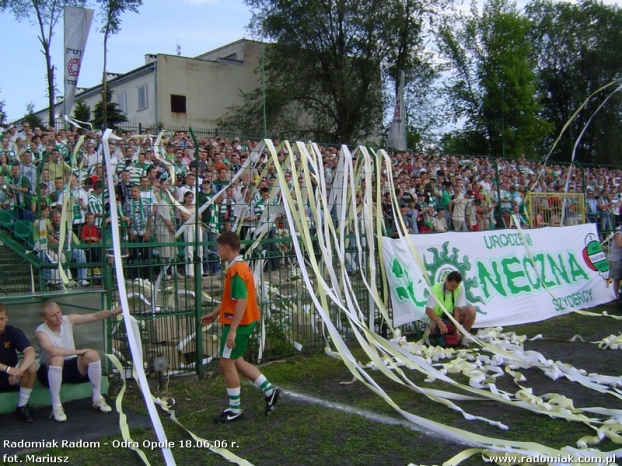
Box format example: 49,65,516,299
0,372,20,392
37,357,90,387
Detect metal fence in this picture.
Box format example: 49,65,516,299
105,233,373,375
525,192,586,228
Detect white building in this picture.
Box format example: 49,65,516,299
35,39,263,131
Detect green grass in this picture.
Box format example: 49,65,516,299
26,306,622,465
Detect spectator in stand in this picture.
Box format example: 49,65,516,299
433,208,448,233
391,201,414,237
198,180,222,276
58,174,88,232
88,181,105,228
598,188,614,234
173,149,188,178
476,192,491,231
0,153,11,177
439,182,452,231
155,179,178,280
466,191,478,231
115,168,131,202
8,163,32,220
450,190,468,232
0,175,11,210
406,201,419,234
43,209,89,287
42,148,72,182
124,185,153,281
511,205,529,229
220,185,236,225
178,191,203,279
19,150,37,189
80,212,102,276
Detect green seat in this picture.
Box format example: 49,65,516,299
13,220,34,248
0,210,13,229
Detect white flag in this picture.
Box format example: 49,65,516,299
387,71,406,151
64,6,94,118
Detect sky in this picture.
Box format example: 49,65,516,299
1,0,621,123
0,0,252,121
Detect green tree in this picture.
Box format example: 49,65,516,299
1,0,87,127
236,0,432,143
97,0,142,129
383,0,446,151
437,0,550,158
23,102,44,129
92,90,127,130
526,0,622,164
73,99,91,122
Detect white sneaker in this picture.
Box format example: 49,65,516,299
51,404,67,422
78,280,89,287
460,337,470,348
93,396,112,413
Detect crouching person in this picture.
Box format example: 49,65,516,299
425,271,477,347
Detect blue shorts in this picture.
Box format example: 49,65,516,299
0,372,20,392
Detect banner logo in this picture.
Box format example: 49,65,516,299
67,58,81,77
582,233,609,280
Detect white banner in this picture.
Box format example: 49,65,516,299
64,6,94,118
382,224,614,328
387,71,406,151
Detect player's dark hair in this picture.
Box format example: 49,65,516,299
217,231,241,251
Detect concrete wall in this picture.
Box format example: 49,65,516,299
30,39,263,131
156,40,261,128
3,291,108,357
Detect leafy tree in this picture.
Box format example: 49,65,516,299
23,102,44,129
97,0,142,128
437,0,550,158
92,90,127,130
526,0,622,164
236,0,433,144
73,99,91,123
1,0,87,127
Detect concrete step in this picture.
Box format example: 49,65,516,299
0,378,109,413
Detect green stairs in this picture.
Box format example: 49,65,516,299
0,378,110,413
0,242,37,295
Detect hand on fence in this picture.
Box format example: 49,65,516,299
200,311,218,326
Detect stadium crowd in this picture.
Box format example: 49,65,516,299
0,121,620,286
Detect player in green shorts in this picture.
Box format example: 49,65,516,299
200,231,281,422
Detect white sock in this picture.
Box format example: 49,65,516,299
254,374,274,397
48,365,63,408
17,387,32,408
227,387,241,413
87,361,102,400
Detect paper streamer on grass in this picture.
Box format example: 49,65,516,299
101,128,176,466
260,139,622,465
108,315,255,466
101,128,257,466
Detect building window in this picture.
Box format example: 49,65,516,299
117,93,127,113
137,85,148,111
170,94,186,113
